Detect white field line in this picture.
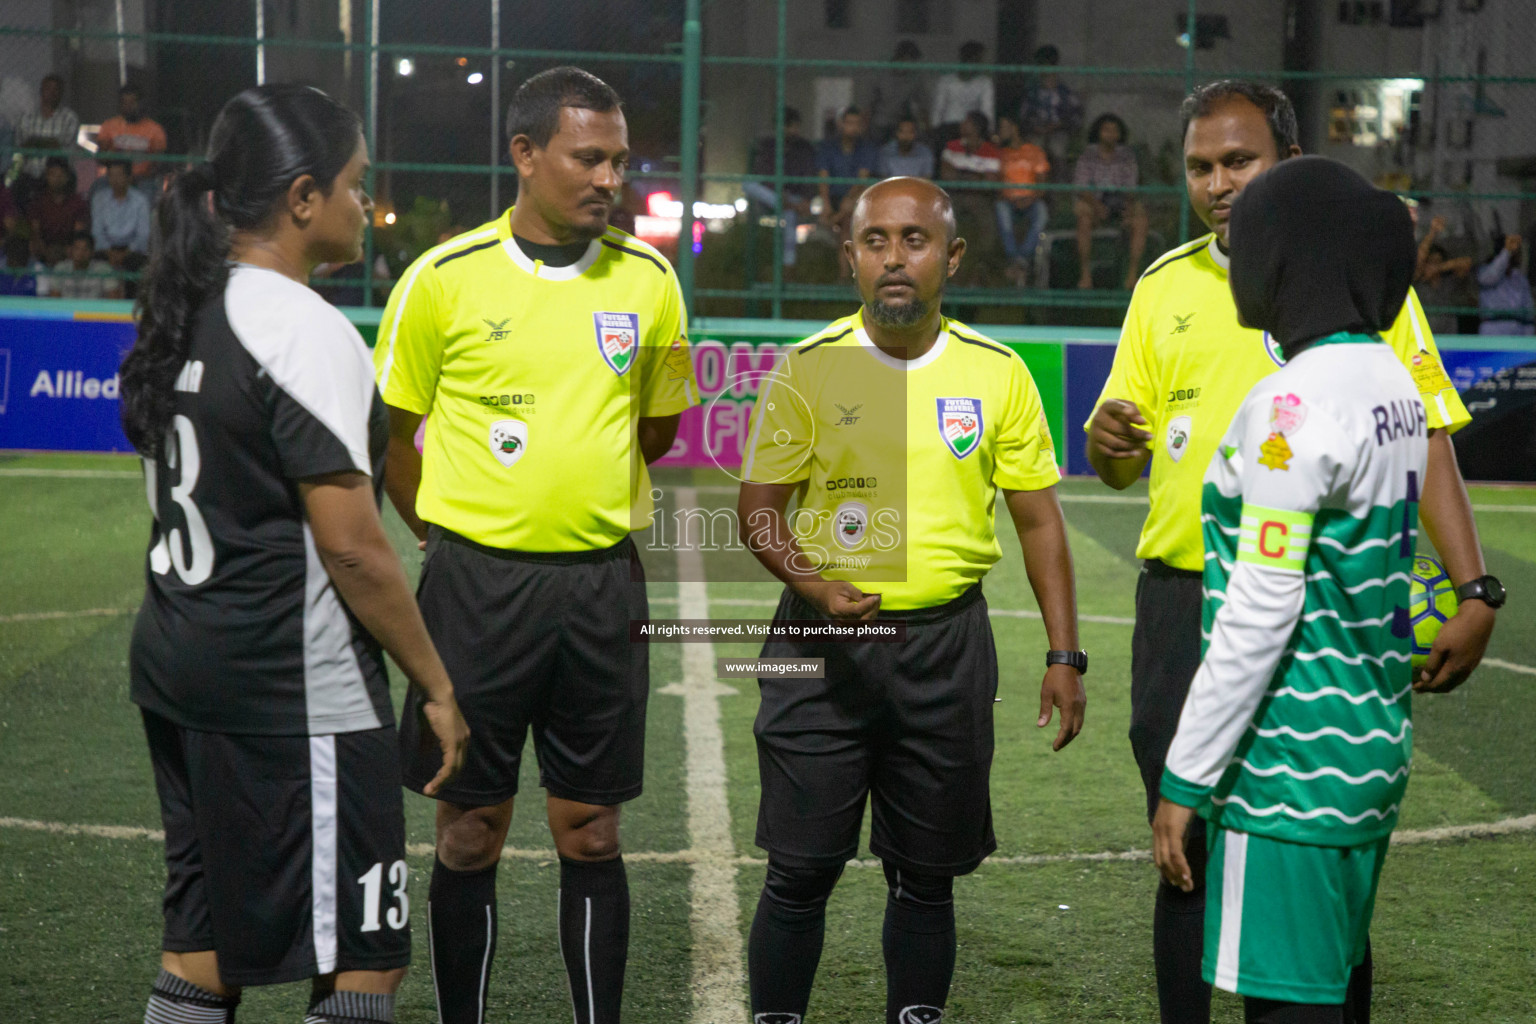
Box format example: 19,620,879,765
662,486,747,1024
0,607,133,623
8,468,1536,515
0,467,139,479
1482,658,1536,677
8,814,1535,868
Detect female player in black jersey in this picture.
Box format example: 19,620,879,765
119,84,468,1024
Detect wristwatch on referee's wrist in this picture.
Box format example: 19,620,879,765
1455,575,1506,610
1046,649,1088,674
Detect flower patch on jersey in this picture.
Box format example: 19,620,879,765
594,311,640,376
1260,393,1306,470
1269,393,1307,435
488,418,528,467
937,397,983,459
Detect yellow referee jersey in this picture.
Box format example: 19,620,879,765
374,212,699,551
743,310,1060,610
1086,232,1470,572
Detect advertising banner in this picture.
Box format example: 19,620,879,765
1,300,1530,481
0,310,136,452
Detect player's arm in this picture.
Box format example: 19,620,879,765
1003,486,1085,751
373,257,446,545
1153,407,1338,891
1085,282,1156,488
637,415,681,464
383,405,429,544
1417,432,1494,692
1387,290,1494,693
300,471,468,796
738,482,880,620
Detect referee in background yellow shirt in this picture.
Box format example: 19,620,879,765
738,177,1086,1024
372,67,697,1024
1085,80,1502,1024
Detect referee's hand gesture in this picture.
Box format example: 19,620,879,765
1087,399,1152,459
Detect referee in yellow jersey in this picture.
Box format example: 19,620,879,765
738,177,1086,1024
371,68,697,1024
1085,80,1502,1024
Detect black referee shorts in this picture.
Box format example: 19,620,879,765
401,527,649,808
143,710,410,986
1128,559,1205,823
753,585,998,876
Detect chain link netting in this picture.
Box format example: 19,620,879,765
1,0,1530,328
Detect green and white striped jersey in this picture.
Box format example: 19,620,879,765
1161,333,1428,847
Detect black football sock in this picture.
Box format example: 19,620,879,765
558,855,631,1024
881,863,956,1024
1343,938,1372,1024
143,968,239,1024
748,860,842,1022
1154,816,1211,1024
1245,997,1344,1024
305,990,394,1024
428,858,498,1024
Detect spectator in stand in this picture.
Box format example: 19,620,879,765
866,40,931,143
0,180,18,243
993,114,1051,284
27,156,89,265
91,160,151,264
1019,45,1083,176
96,84,168,187
817,106,878,241
1414,216,1475,334
1476,234,1535,336
877,115,935,179
746,106,820,267
15,74,80,208
940,110,1002,262
0,236,41,296
43,230,120,300
931,41,994,146
1072,112,1147,291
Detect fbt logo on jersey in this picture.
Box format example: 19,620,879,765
594,311,640,376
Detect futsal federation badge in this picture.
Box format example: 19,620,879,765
594,311,640,376
488,418,528,467
937,397,983,459
834,500,869,549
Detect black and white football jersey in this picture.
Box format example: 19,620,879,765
130,264,393,736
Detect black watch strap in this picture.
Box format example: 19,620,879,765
1455,575,1506,610
1046,649,1088,674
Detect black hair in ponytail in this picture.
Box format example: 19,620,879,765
120,84,362,456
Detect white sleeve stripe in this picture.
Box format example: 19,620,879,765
376,228,497,395
739,373,777,481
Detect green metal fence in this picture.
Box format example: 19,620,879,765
2,0,1533,331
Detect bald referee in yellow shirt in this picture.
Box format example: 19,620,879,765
738,177,1086,1024
1085,80,1501,1024
372,67,697,1024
